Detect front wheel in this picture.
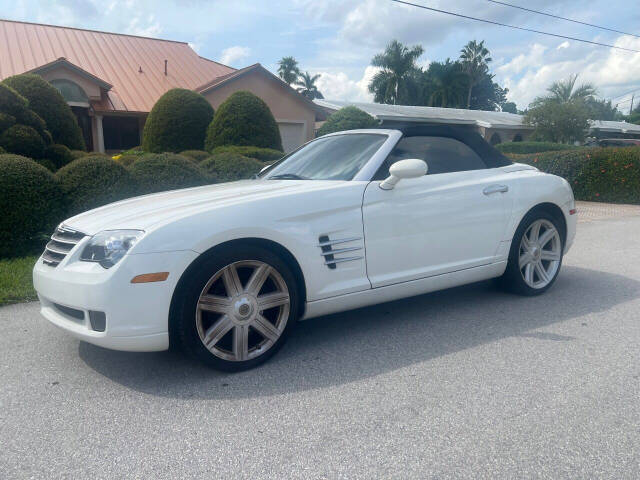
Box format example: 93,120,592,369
174,245,299,371
498,211,564,296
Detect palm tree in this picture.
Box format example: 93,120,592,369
547,74,597,103
277,56,300,85
368,40,424,105
295,71,324,99
459,40,492,108
425,60,466,108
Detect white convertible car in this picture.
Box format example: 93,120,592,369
34,126,576,370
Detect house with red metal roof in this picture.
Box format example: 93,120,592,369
0,19,326,153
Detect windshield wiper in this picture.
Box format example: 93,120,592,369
268,173,309,180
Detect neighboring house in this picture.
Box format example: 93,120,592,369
314,99,533,145
0,19,326,153
588,120,640,140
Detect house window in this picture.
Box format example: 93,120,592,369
50,79,89,106
489,133,502,145
103,116,140,151
513,134,523,142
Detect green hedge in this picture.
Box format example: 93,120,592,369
0,154,65,257
179,150,210,162
44,144,73,170
510,147,640,204
496,141,581,155
142,89,214,153
209,145,284,163
2,74,85,150
316,106,378,137
0,124,46,159
129,153,208,194
56,157,137,215
205,91,282,151
0,112,16,134
201,153,263,183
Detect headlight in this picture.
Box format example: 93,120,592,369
80,230,144,268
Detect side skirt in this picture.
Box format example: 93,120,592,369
301,261,507,320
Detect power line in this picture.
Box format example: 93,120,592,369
485,0,640,39
389,0,640,53
611,87,640,101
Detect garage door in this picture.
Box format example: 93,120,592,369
278,122,305,153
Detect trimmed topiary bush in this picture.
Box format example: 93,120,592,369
0,112,16,134
209,145,284,163
205,91,282,151
14,108,49,141
44,144,73,169
0,83,29,118
56,157,137,214
201,153,263,183
2,74,85,150
0,124,46,159
496,141,581,155
0,154,65,256
70,149,87,160
34,158,57,172
316,106,379,137
129,153,208,194
142,89,214,153
179,150,210,162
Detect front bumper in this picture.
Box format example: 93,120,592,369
33,247,198,352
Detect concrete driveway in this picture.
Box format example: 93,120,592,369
1,206,640,479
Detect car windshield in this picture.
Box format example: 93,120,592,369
263,133,387,181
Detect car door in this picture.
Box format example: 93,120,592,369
362,135,510,288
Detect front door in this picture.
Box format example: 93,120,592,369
362,135,509,288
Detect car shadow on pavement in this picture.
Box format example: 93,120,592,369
78,265,640,399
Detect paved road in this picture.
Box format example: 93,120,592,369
2,213,640,479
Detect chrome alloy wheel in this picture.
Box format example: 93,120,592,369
518,219,562,289
196,260,290,362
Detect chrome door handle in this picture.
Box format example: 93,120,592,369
483,184,508,195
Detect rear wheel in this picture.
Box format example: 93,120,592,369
499,211,564,296
174,245,299,371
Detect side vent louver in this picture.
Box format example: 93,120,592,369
318,235,363,270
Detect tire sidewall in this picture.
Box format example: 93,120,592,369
504,210,565,296
174,244,299,371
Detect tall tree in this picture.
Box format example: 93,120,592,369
459,40,492,108
295,71,324,99
546,74,596,103
368,40,424,105
501,101,518,114
422,60,466,108
277,56,300,85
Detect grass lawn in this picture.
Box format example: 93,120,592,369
0,255,38,306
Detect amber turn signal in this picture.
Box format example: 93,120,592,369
131,272,169,283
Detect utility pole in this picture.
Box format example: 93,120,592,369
631,94,635,114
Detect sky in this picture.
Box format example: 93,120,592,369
4,0,640,112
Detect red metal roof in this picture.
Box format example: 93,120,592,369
0,19,235,113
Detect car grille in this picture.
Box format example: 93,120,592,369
42,225,86,267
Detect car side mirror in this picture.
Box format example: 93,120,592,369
379,159,428,190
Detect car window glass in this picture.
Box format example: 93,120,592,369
264,134,387,181
376,136,487,179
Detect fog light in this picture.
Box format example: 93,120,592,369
89,311,106,332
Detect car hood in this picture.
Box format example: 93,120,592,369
64,179,352,235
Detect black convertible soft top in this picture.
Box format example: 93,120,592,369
382,124,513,169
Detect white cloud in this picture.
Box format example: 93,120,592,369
496,35,640,112
219,46,251,66
126,14,161,37
315,66,379,102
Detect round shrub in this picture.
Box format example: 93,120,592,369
56,157,137,214
0,124,46,158
0,83,29,118
201,153,263,183
129,153,208,194
179,150,210,162
205,91,282,151
14,109,49,141
0,112,16,134
316,106,379,136
34,158,57,172
142,89,214,153
70,149,87,160
2,74,85,150
0,154,65,256
44,144,73,169
209,145,284,163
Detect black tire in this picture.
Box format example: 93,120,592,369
172,244,299,371
498,209,564,296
